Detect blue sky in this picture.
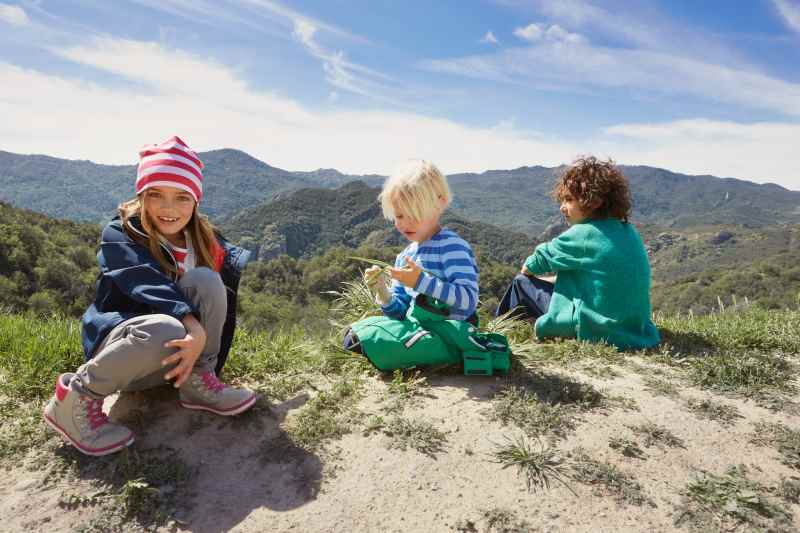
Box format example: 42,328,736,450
1,0,799,190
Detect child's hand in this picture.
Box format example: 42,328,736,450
390,256,422,289
520,264,532,276
364,265,391,304
162,316,207,388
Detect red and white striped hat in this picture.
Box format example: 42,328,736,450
136,136,204,203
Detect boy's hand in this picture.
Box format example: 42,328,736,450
364,265,391,305
390,256,422,289
520,265,532,276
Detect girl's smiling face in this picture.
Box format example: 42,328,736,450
142,186,195,243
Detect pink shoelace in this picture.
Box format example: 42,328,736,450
201,371,226,393
83,397,109,430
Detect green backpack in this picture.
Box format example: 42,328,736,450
349,295,510,376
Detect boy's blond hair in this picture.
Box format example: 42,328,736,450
379,160,451,222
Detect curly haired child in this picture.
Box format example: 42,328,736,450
43,136,256,456
496,155,660,350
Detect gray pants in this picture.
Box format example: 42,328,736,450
71,268,228,398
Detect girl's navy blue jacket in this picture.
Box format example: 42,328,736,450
81,216,251,374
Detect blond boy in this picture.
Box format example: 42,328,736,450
364,160,479,322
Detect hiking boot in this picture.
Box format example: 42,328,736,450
178,371,256,416
43,373,134,456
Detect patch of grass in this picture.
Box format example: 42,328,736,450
0,313,84,401
676,465,793,532
509,371,607,409
491,435,574,494
327,277,382,326
481,507,535,533
569,449,653,507
753,392,800,416
685,397,742,426
287,376,364,450
455,507,536,533
55,445,190,531
490,386,576,440
627,422,686,449
609,437,647,460
642,376,680,398
688,352,796,393
750,422,800,471
778,477,800,504
515,337,626,367
387,369,429,399
656,308,800,355
379,416,447,458
0,400,55,463
579,363,621,379
777,476,800,503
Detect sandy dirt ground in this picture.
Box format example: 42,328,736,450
1,359,798,533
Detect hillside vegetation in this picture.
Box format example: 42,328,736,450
221,181,538,264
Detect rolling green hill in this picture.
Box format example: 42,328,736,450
221,181,538,264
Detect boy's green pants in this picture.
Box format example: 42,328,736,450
347,295,510,376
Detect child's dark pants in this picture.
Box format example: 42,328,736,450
495,273,554,321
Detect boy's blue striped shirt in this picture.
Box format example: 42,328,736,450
381,228,479,321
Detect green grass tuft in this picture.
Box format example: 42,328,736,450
684,397,742,426
627,421,686,449
569,449,653,507
491,435,575,494
676,465,793,531
750,422,800,471
608,437,647,460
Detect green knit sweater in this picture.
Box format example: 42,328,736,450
524,218,660,350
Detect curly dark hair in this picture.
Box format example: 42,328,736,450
552,155,632,222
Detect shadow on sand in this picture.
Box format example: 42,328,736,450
55,386,321,532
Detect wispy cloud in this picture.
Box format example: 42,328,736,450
128,0,392,101
773,0,800,33
423,2,800,120
0,3,28,26
2,38,798,190
513,22,584,44
0,38,577,174
479,30,499,45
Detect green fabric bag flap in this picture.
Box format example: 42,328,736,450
350,315,461,372
350,295,510,375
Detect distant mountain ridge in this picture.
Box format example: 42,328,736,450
1,148,798,232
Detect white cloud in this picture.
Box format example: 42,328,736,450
479,30,499,45
0,40,577,175
513,23,543,42
2,39,798,191
0,3,28,26
774,0,800,32
422,42,800,118
513,22,585,44
604,119,800,189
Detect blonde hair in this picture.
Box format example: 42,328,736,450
379,160,451,221
119,193,219,277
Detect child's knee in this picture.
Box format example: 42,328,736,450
179,267,226,300
129,314,186,349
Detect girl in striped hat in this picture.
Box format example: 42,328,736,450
43,136,256,456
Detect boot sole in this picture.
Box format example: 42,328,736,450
178,393,257,416
43,412,134,456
